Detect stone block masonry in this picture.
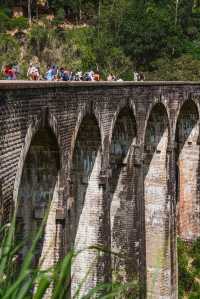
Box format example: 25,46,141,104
1,80,200,298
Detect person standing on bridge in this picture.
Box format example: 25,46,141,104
45,65,55,81
27,63,40,80
133,71,139,81
3,64,17,80
107,73,116,81
93,70,100,81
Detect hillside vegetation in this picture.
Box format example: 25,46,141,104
1,1,200,80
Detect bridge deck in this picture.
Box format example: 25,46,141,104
0,80,200,89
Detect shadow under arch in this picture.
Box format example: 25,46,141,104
69,113,108,296
16,121,61,271
143,103,170,298
142,101,171,146
13,110,61,209
69,104,102,165
109,106,138,285
175,99,200,240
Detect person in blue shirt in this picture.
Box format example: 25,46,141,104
45,65,54,81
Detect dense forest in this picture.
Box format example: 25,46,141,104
1,0,200,79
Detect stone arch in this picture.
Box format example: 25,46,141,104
144,103,170,298
69,103,102,167
174,98,200,138
15,111,62,271
69,113,107,296
109,106,138,283
175,99,200,240
143,100,171,145
13,110,61,207
109,101,137,146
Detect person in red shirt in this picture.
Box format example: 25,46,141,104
8,67,14,80
3,64,18,80
4,65,12,79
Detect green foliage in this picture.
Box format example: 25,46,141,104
0,8,11,32
0,216,73,298
48,0,69,10
146,55,200,81
0,33,20,76
11,17,28,30
27,25,49,58
0,8,28,32
178,237,200,298
26,24,132,78
183,40,200,59
26,26,95,71
51,7,65,26
0,217,139,299
0,6,12,17
119,1,184,67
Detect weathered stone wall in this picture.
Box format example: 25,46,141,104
1,81,200,298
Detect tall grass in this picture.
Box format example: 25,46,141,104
0,214,139,299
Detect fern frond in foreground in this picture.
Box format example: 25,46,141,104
0,219,139,299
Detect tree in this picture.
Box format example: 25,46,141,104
28,0,32,24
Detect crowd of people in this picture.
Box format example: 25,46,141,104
26,63,125,82
2,63,145,82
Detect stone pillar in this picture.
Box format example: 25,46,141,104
71,150,107,295
169,145,178,299
135,144,146,299
70,115,110,297
109,108,138,287
144,104,171,298
176,120,200,240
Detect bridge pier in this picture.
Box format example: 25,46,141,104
144,103,171,298
109,107,138,283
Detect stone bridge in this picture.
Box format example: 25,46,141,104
1,81,200,298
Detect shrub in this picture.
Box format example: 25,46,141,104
27,25,49,58
0,9,12,32
0,34,20,77
147,55,200,81
52,8,65,26
0,9,28,32
178,237,200,298
11,17,28,30
0,6,12,17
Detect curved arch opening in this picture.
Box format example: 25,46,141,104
175,100,200,240
109,107,137,282
144,103,170,297
16,126,60,269
70,114,104,295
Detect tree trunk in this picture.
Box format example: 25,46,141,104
36,2,38,20
28,0,32,24
175,0,179,26
194,0,200,8
97,0,101,42
79,0,82,22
